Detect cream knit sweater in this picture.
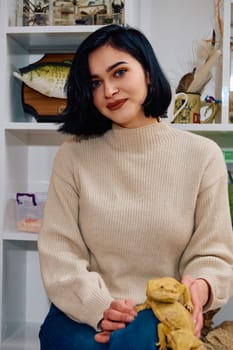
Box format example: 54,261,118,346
38,121,233,330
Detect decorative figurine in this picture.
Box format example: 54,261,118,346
111,0,124,14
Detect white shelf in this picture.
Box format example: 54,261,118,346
2,232,38,241
4,122,62,132
0,323,40,350
171,123,233,148
6,25,102,52
171,123,233,132
7,25,102,33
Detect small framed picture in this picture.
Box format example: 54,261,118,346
78,4,107,16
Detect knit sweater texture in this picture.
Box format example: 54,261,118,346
38,121,233,330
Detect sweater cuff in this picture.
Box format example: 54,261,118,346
96,318,104,332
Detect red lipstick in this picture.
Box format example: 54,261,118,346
107,99,127,111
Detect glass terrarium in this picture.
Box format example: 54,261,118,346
17,0,51,26
76,0,124,26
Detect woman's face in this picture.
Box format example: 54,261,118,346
88,44,154,128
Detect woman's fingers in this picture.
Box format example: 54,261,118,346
103,308,135,325
109,299,137,316
181,275,204,337
94,330,112,343
94,299,137,343
100,300,136,331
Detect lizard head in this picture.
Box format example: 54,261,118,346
146,277,185,303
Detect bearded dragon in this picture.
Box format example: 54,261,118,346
135,277,203,350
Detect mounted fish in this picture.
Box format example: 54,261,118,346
13,53,74,122
13,60,72,99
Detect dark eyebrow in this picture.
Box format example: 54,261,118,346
106,61,128,72
90,61,128,79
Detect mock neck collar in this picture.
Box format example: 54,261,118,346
103,121,175,152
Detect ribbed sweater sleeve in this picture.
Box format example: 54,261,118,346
38,140,114,329
179,145,233,310
38,122,233,329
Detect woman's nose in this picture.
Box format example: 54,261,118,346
104,82,118,98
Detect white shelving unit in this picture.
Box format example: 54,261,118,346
0,1,140,348
0,0,232,349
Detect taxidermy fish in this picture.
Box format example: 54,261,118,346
13,61,72,99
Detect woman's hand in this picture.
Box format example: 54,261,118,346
181,275,210,337
94,299,137,343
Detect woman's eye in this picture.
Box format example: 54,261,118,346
91,80,102,90
115,68,127,77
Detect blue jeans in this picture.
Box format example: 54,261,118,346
39,304,159,350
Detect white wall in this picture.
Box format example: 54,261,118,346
139,0,220,120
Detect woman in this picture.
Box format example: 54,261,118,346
38,24,233,349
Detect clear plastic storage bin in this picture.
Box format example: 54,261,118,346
16,192,47,233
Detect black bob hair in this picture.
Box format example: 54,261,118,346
59,24,172,137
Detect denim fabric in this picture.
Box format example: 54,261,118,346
39,304,159,350
108,307,159,350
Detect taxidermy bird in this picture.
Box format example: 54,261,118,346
175,30,221,94
176,68,196,93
